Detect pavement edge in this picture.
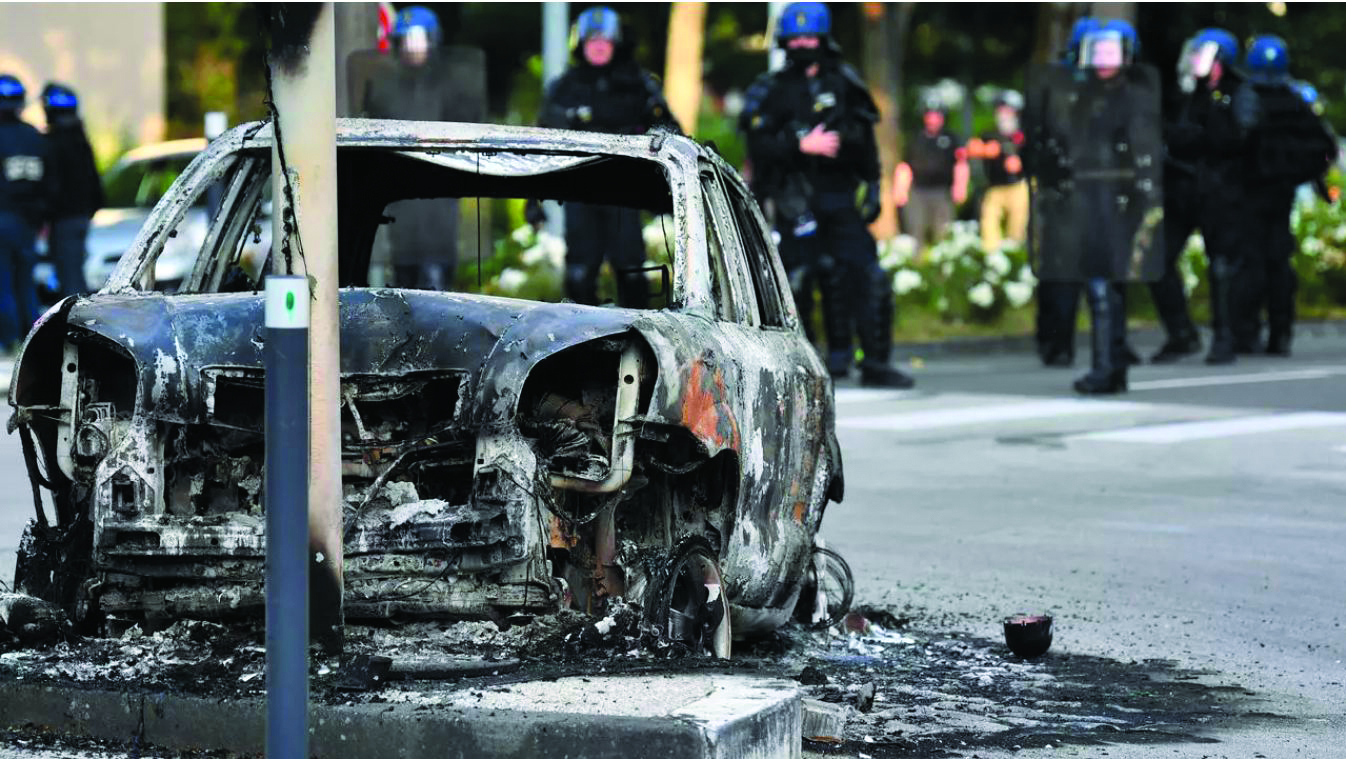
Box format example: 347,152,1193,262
0,678,802,758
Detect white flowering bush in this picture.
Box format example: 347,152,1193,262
1290,187,1346,309
456,200,675,304
878,221,1036,324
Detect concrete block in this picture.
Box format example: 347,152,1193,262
0,675,802,759
800,698,848,742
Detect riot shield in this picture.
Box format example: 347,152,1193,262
1025,63,1165,283
347,46,487,122
347,47,488,287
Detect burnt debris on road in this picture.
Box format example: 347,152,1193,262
1,601,1284,758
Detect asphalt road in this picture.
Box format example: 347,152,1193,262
820,327,1346,757
3,329,1345,758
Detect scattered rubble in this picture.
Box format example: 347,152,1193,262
1,603,1282,758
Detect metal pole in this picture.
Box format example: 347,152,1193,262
264,275,310,759
266,2,344,653
541,1,569,241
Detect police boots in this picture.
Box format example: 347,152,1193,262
1074,280,1128,395
855,263,915,389
819,262,855,378
1204,259,1238,365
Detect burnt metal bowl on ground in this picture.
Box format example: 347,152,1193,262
1003,614,1053,658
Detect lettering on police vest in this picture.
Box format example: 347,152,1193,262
3,155,43,182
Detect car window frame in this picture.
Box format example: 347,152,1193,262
184,157,269,294
715,167,793,331
121,153,240,292
698,165,761,327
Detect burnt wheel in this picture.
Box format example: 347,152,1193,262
793,545,854,629
640,537,732,658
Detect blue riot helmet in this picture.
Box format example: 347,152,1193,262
41,82,80,127
41,83,78,111
1064,17,1099,64
1291,79,1324,116
776,2,831,44
576,6,622,44
393,6,440,65
1245,34,1290,85
1179,28,1238,92
393,5,441,42
0,74,25,114
1078,19,1137,72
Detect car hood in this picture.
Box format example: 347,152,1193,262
67,289,644,426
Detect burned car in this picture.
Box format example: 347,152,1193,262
6,119,845,655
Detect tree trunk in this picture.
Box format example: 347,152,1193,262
1090,2,1137,25
863,2,913,240
1033,2,1078,65
664,2,707,134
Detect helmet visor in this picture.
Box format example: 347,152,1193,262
1078,30,1130,70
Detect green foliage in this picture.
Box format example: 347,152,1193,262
164,3,267,139
453,214,675,306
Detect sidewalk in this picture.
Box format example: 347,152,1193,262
1,676,802,759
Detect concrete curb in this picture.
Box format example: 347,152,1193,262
0,676,801,759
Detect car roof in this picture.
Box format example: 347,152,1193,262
224,119,705,164
117,138,208,165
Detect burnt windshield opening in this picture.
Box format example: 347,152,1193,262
210,146,677,309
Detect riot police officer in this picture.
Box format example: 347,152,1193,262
741,1,912,388
1031,17,1095,368
1026,20,1164,394
349,5,485,290
1178,28,1257,364
1147,29,1240,363
1231,36,1336,355
42,83,103,298
539,6,678,308
0,74,53,353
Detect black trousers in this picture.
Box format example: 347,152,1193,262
1035,281,1080,359
1148,173,1200,342
1234,188,1298,347
563,203,648,308
777,191,892,372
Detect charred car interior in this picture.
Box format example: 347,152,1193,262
6,120,846,657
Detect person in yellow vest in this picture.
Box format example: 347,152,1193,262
967,91,1028,251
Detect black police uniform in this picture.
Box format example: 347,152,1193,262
1027,60,1082,368
540,55,677,308
1146,100,1206,362
348,47,487,290
1189,72,1253,364
1232,79,1336,355
45,114,104,297
0,115,53,350
742,52,909,387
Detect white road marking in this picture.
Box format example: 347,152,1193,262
1077,411,1346,444
838,398,1145,431
833,388,920,404
1129,368,1343,391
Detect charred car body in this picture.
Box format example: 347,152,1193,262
6,120,845,654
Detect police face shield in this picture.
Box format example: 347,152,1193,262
400,25,431,66
1078,31,1130,78
1177,39,1220,93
